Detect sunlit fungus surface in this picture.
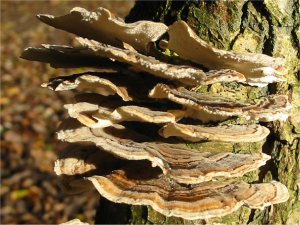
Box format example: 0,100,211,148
21,7,290,222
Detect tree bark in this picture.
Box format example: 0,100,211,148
95,1,300,224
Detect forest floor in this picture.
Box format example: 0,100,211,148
0,1,134,224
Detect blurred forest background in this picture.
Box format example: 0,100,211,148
0,1,134,224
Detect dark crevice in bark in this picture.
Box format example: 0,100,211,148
175,1,190,22
161,1,187,25
158,0,172,23
126,0,193,25
125,1,164,23
229,1,249,50
251,1,274,55
267,83,277,95
291,1,300,66
246,209,256,224
94,198,131,224
259,131,279,182
140,206,149,223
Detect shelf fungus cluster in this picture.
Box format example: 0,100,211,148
22,7,291,221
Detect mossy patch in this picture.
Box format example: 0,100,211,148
164,216,184,224
208,82,268,103
232,2,269,53
291,85,300,133
232,29,262,53
187,1,244,49
286,199,300,225
272,26,298,85
264,0,294,26
207,207,251,225
147,206,166,224
233,141,264,154
130,205,147,224
187,141,234,154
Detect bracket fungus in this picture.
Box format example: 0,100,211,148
43,73,134,101
21,44,121,69
65,102,176,128
37,7,168,54
22,6,290,221
57,120,270,184
77,37,247,86
165,21,287,87
149,84,291,122
159,123,270,142
88,167,288,220
42,71,160,102
55,149,288,220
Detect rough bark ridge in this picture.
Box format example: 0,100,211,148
94,1,300,224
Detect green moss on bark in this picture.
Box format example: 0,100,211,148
187,1,244,49
130,206,147,224
232,2,269,53
264,0,295,26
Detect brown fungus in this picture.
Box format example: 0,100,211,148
57,121,270,184
159,123,270,142
23,42,246,87
21,6,291,222
43,73,133,101
149,83,291,121
54,145,123,176
88,162,289,220
55,151,288,220
21,42,250,88
37,7,168,54
165,21,287,87
65,102,176,128
77,38,246,86
43,71,160,102
21,44,122,69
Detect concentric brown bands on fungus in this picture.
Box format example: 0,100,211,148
149,84,291,121
22,42,246,87
159,123,270,142
88,162,289,220
43,73,133,101
77,38,247,86
55,151,288,220
57,121,270,184
20,6,291,221
65,102,176,128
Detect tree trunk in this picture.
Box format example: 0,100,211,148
95,1,300,224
